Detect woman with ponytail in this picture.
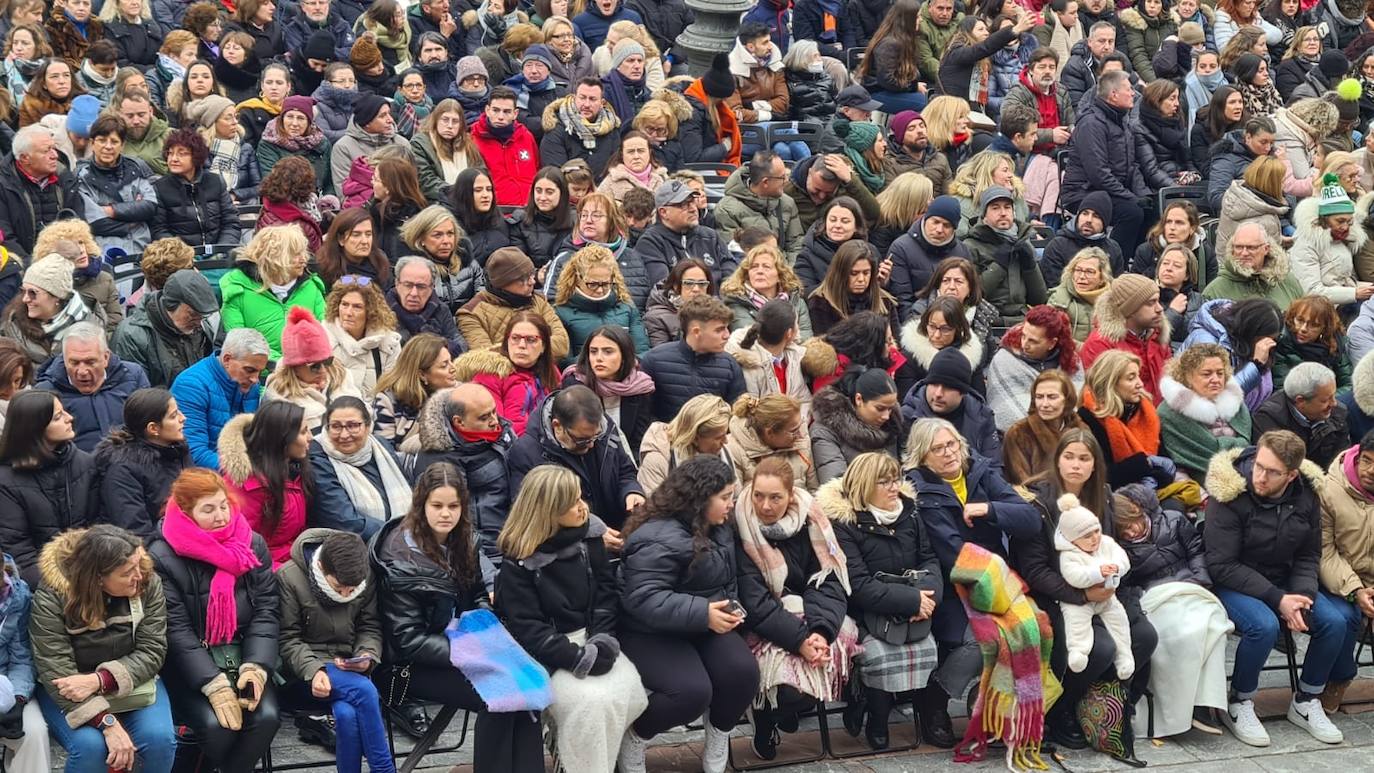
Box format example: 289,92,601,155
726,299,812,422
725,394,818,491
148,469,279,772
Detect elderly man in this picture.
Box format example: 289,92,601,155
882,111,952,192
784,152,880,233
1252,362,1349,469
386,256,466,353
1203,223,1305,310
34,322,150,451
77,114,159,255
1061,70,1149,256
716,150,804,261
0,126,82,259
900,348,1001,460
1317,427,1374,714
170,328,269,469
118,91,169,175
331,94,407,194
916,0,962,84
112,270,218,388
1206,430,1360,748
1080,273,1171,403
284,0,355,59
636,180,736,288
1062,20,1117,110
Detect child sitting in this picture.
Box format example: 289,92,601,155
1112,484,1211,591
1054,494,1135,678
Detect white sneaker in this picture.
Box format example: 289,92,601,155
617,729,647,773
1221,700,1271,747
702,718,730,773
1288,697,1344,744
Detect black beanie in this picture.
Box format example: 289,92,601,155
354,93,387,127
304,30,335,62
702,52,735,99
1319,49,1349,81
924,348,973,395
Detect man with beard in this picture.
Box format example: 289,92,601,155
413,32,457,100
112,270,218,387
963,187,1047,327
116,91,168,174
1202,222,1304,309
1081,272,1171,402
636,180,736,287
886,194,969,307
407,0,467,61
882,110,952,192
1039,192,1123,286
1003,48,1075,154
900,347,1001,460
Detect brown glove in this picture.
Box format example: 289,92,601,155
202,674,242,731
237,664,268,712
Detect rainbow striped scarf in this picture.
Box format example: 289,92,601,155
950,543,1062,772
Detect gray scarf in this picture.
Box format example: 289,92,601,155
318,430,412,522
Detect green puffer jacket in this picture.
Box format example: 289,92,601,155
30,530,167,728
219,262,328,361
554,291,650,366
276,529,384,682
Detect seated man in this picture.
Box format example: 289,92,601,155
900,348,1001,461
34,322,150,451
641,296,747,422
1252,362,1348,470
170,328,269,468
386,256,466,353
1205,430,1361,748
112,269,218,388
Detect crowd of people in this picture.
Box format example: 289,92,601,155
3,0,1374,770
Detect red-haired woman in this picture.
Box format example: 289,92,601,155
1001,369,1086,485
450,311,561,437
985,304,1081,432
1272,295,1353,397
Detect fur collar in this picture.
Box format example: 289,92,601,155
811,387,901,451
1159,375,1244,424
1353,349,1374,414
1220,240,1294,287
1169,4,1213,26
1293,196,1369,253
217,413,255,486
452,347,514,381
1119,7,1167,29
648,88,694,122
1204,446,1324,503
1092,284,1172,343
401,387,454,455
817,478,915,524
899,316,985,370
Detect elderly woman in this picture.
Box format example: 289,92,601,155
372,333,455,446
307,397,410,540
457,247,569,358
1273,295,1353,396
220,225,328,362
32,525,174,773
809,366,902,484
186,94,259,206
148,469,279,773
0,256,101,367
323,281,402,397
1289,174,1374,306
553,245,650,362
638,394,734,493
151,127,242,248
217,401,312,567
263,308,365,432
726,394,818,491
1078,350,1172,489
257,95,332,188
721,244,814,342
1158,342,1253,478
1002,369,1087,485
541,16,596,87
399,205,484,315
1048,247,1113,343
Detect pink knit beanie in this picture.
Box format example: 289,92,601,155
280,307,333,367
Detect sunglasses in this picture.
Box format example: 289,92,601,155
305,357,335,373
339,275,372,287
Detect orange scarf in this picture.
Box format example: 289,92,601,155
686,78,742,166
1080,388,1161,462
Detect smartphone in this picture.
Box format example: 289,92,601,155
342,655,371,666
239,681,257,702
723,599,747,620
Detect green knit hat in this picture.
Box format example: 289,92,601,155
1317,173,1355,217
835,118,880,153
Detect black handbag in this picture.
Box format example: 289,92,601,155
862,569,935,645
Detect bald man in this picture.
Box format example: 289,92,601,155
1202,222,1304,311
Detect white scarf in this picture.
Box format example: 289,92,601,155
310,546,368,602
318,431,412,523
869,501,904,526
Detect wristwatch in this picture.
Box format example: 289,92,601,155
99,714,116,729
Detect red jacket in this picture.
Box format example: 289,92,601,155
471,369,547,436
470,114,541,207
1080,325,1171,405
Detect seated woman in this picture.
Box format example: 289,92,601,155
369,157,429,260
148,469,280,772
898,295,986,393
1158,342,1253,479
617,456,759,773
263,308,363,431
806,241,900,338
542,193,644,308
1133,200,1216,287
1218,155,1289,257
317,208,394,291
1158,243,1206,346
1273,294,1353,397
397,205,484,315
323,280,402,398
220,225,328,363
511,168,575,270
734,457,859,760
597,130,668,199
453,312,561,437
32,525,174,773
411,100,484,203
449,168,517,268
217,400,313,568
35,217,127,333
276,529,394,773
796,198,868,295
903,416,1040,745
1003,370,1086,486
985,305,1081,432
457,247,570,359
725,394,818,492
0,391,101,587
638,394,733,494
256,157,328,254
152,128,243,248
810,367,902,485
1289,174,1374,307
308,397,411,541
373,333,455,446
822,451,941,751
18,58,80,128
721,244,814,341
494,465,648,772
257,95,333,190
95,388,190,542
645,258,716,346
553,245,649,363
1183,298,1285,411
560,325,655,454
908,256,1000,368
372,462,546,771
1048,247,1112,343
0,255,103,367
1078,350,1173,490
1010,429,1159,749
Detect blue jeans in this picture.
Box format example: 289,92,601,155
870,91,928,113
1215,588,1362,699
771,129,813,162
327,665,395,773
37,679,176,773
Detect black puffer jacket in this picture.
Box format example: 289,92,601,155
151,170,243,248
885,216,973,308
510,209,572,269
0,152,81,258
1134,103,1194,191
640,340,747,422
494,519,619,672
822,484,942,627
148,528,278,690
94,433,189,542
795,230,842,295
627,0,692,55
372,517,488,668
1206,130,1260,212
104,18,165,68
900,380,1002,461
634,222,736,289
1061,95,1148,209
808,386,903,484
844,0,888,49
620,516,738,635
1060,39,1101,112
0,444,100,587
736,504,848,652
1040,217,1125,288
785,68,837,123
1120,504,1211,591
1274,56,1317,101
678,90,731,164
461,216,516,268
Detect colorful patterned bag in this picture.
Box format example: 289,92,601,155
1075,680,1145,767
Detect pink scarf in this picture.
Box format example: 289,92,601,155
161,500,262,645
1343,446,1374,503
561,364,657,398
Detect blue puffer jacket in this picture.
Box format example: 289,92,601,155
641,339,747,422
900,379,1002,462
35,355,151,452
169,354,263,469
0,556,35,704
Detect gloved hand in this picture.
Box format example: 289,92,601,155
202,674,242,731
236,664,268,712
586,633,620,676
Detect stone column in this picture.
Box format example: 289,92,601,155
675,0,751,75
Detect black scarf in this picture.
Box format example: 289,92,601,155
487,286,533,308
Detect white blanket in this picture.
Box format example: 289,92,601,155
1134,582,1234,738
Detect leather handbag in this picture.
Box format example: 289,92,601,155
862,569,935,645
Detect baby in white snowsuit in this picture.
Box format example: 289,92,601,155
1054,493,1135,679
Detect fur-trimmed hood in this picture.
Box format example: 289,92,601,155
811,386,903,451
1293,195,1368,253
1218,239,1294,287
452,346,515,381
1159,374,1245,424
1090,282,1172,343
648,87,694,123
1119,7,1170,29
1204,445,1324,504
1353,349,1374,414
38,529,154,601
816,478,916,525
398,380,517,456
217,413,255,486
900,316,985,371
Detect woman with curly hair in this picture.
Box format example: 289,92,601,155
18,57,82,127
807,241,900,337
181,1,222,62
986,303,1082,432
1156,341,1252,477
452,310,561,436
152,127,243,247
256,94,333,191
947,150,1029,237
541,192,644,305
553,244,649,363
1001,369,1086,484
316,207,393,290
136,238,195,294
220,225,327,360
256,156,329,252
323,279,401,396
410,99,484,203
1272,294,1353,395
721,243,813,340
32,220,124,334
617,455,758,773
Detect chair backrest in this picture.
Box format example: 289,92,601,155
1157,184,1209,218
110,251,145,308
845,48,866,71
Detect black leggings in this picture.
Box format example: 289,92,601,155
164,674,281,772
1045,602,1159,710
620,630,760,738
385,663,545,773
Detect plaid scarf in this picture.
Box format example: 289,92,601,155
951,543,1061,772
556,96,620,150
735,486,850,597
206,136,241,192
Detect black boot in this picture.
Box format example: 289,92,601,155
1046,704,1088,750
388,702,430,739
842,684,866,737
918,685,956,749
864,688,893,751
751,706,780,760
294,713,337,750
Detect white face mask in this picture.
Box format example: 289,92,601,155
807,61,824,74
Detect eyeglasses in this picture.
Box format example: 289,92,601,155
509,334,542,346
19,288,45,300
1071,266,1101,276
339,275,372,287
549,32,574,39
305,358,335,373
1232,243,1266,253
927,324,955,335
930,439,961,457
327,421,366,434
583,280,613,292
681,279,711,289
875,477,902,489
399,280,432,293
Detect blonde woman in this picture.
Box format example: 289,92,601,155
399,205,483,314
638,394,733,493
872,171,934,256
725,394,818,491
220,225,327,360
493,465,648,773
263,308,364,431
552,245,649,362
410,99,485,203
542,16,596,88
921,95,975,173
186,93,258,205
590,21,665,91
372,333,456,444
720,243,814,340
947,150,1029,237
322,281,402,397
32,220,123,333
1048,247,1114,342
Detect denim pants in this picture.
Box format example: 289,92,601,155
37,680,177,773
327,665,395,773
1215,588,1362,699
871,91,928,113
771,129,813,162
